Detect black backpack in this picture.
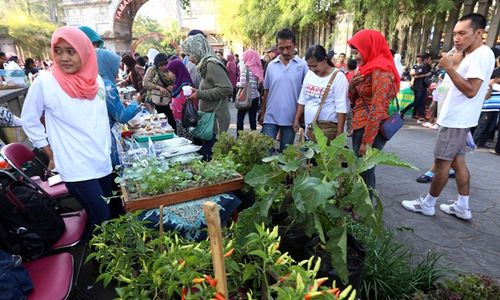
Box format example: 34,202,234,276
0,171,65,260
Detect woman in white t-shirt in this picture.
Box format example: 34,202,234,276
21,26,113,228
293,44,349,142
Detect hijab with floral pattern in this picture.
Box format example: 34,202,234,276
181,34,226,78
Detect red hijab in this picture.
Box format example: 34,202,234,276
51,26,99,100
347,29,400,91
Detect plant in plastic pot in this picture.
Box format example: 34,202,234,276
242,126,416,284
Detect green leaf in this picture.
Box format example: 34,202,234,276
243,264,257,281
326,226,349,283
245,164,280,187
357,147,418,174
291,176,335,213
282,158,303,172
248,249,268,259
259,185,284,217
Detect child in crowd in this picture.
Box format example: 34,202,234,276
21,26,113,228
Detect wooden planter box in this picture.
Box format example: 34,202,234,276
122,175,244,211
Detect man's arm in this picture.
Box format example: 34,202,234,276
439,53,483,99
445,68,483,99
259,89,268,125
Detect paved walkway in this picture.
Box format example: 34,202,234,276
377,120,500,281
231,105,500,280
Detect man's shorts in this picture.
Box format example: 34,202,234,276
433,126,469,161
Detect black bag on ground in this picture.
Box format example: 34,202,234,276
182,98,198,128
0,250,33,300
0,172,65,259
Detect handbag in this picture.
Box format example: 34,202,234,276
363,97,403,140
306,70,339,142
235,67,252,110
191,100,223,141
379,98,404,140
182,98,198,128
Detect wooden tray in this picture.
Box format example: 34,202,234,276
122,175,244,211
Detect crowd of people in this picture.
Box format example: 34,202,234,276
0,12,496,230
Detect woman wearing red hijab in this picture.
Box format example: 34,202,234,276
347,29,400,192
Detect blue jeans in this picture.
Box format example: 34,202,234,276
261,123,296,152
352,128,387,197
65,173,113,228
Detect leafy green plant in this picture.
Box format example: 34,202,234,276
115,158,240,199
87,214,357,299
242,127,417,282
348,222,446,300
414,273,500,300
213,131,275,176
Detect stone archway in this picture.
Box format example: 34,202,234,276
110,0,181,53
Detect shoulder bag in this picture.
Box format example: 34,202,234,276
363,97,403,140
306,70,339,142
235,67,253,110
191,100,224,141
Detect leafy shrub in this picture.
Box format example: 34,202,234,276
414,273,500,300
349,222,446,300
213,131,275,176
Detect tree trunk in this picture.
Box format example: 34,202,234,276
398,26,410,57
429,11,447,59
408,19,423,63
486,1,500,47
418,15,432,55
476,0,492,17
463,0,478,15
442,0,464,53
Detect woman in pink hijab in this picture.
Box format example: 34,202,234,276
21,26,113,228
236,49,264,132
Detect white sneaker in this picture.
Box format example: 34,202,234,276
439,201,472,220
430,124,439,130
422,122,432,128
402,196,435,216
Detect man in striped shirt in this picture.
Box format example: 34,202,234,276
473,68,500,147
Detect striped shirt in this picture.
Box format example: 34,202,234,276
482,85,500,112
237,65,260,100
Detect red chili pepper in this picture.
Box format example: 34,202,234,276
214,292,225,300
204,274,217,287
315,277,329,288
336,289,341,298
326,288,339,295
224,248,235,258
278,272,291,283
181,287,186,300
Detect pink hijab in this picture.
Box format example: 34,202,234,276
242,49,264,82
51,26,99,100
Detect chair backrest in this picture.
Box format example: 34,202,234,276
1,143,36,170
1,143,49,198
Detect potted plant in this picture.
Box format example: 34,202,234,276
212,131,275,210
241,126,416,286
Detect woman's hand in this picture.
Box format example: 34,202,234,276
189,90,199,101
159,87,168,95
349,74,364,90
359,144,367,156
